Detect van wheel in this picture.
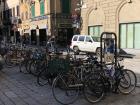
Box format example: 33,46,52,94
96,48,101,57
73,46,79,53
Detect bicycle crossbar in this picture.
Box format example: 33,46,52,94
68,84,83,88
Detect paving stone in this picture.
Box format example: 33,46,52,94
4,91,18,98
0,63,140,105
23,97,43,105
8,97,28,105
0,91,15,105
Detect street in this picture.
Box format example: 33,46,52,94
0,57,140,105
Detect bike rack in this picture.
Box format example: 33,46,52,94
100,32,117,67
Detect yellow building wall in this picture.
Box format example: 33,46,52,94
81,0,140,36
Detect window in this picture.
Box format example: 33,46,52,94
134,24,140,49
40,1,45,15
86,36,92,42
120,24,126,48
127,24,133,48
73,36,78,41
61,0,71,14
21,12,24,20
13,7,15,17
78,36,85,42
120,23,140,49
21,0,23,3
88,25,102,37
17,6,19,16
25,11,28,19
31,4,35,17
92,37,100,42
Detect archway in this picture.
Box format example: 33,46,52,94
87,8,104,37
118,0,140,49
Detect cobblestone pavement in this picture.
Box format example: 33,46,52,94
0,59,140,105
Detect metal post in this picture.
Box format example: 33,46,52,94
14,29,16,44
36,26,39,46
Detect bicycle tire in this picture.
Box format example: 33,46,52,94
37,68,49,86
52,74,80,105
118,69,137,94
29,61,38,76
84,74,104,103
5,54,17,68
19,60,29,74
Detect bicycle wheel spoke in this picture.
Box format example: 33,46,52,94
52,74,79,105
118,69,137,94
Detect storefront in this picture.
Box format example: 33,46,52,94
51,14,74,46
30,15,48,45
21,23,30,44
57,23,73,46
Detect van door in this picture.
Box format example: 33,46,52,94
77,36,85,51
85,36,93,52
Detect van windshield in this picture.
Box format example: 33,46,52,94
91,37,100,42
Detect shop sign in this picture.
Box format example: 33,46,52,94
58,24,72,28
22,25,30,30
31,15,48,22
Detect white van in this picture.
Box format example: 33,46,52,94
70,35,101,55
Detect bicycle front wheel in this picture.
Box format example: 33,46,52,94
118,69,137,94
52,74,80,105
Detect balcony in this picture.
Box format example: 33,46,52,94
51,13,72,23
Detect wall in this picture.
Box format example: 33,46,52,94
81,0,124,35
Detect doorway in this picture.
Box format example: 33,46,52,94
39,29,46,46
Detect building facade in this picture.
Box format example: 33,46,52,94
0,0,81,45
19,0,30,44
30,0,79,45
0,0,20,43
50,0,79,46
18,0,79,46
81,0,140,49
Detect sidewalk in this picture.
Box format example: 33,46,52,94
122,49,140,86
123,49,140,59
0,66,140,105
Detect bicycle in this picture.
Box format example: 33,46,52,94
52,55,104,105
84,55,137,103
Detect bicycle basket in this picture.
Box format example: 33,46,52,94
48,58,70,74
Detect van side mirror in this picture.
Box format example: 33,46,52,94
89,40,92,43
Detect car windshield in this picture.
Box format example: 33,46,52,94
91,37,100,42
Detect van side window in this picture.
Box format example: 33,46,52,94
86,36,92,42
78,36,85,42
73,36,78,41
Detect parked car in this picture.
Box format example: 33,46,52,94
70,35,101,55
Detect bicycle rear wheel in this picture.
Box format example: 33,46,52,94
37,68,49,86
19,59,29,73
5,55,17,68
118,69,137,94
52,74,80,105
84,74,104,103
